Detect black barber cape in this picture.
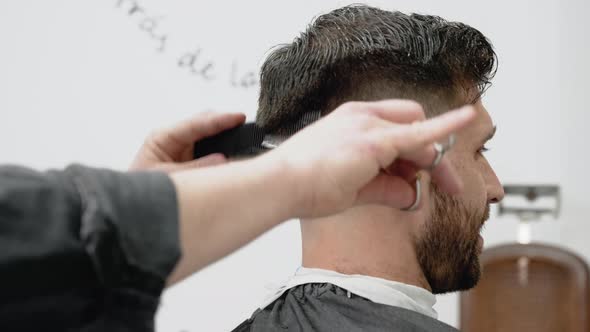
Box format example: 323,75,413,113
233,283,460,332
0,165,180,332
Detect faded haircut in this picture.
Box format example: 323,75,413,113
256,5,497,136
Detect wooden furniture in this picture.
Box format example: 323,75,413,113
460,243,590,332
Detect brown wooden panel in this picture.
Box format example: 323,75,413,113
460,243,590,332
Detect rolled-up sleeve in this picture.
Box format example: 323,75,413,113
0,164,180,327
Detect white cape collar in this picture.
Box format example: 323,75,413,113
260,267,438,319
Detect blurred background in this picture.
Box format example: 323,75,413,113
0,0,588,331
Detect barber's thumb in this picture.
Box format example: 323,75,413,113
355,173,416,208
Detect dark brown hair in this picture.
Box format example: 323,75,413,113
256,5,497,135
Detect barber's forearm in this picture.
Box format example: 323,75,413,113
167,155,299,284
0,165,180,305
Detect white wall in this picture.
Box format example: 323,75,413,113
0,1,588,331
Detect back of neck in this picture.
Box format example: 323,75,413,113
300,205,431,291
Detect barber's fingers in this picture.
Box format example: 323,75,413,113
428,159,463,194
390,150,462,195
363,99,427,123
183,153,227,168
356,172,415,208
385,159,419,182
394,157,462,195
367,103,472,171
151,153,227,173
368,106,474,195
391,106,475,155
370,106,474,168
154,112,246,157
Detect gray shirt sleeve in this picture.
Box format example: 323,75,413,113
0,164,181,301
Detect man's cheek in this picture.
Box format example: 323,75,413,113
461,171,487,206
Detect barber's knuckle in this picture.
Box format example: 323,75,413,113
405,99,423,109
348,114,371,132
411,124,429,145
408,119,420,130
413,107,427,120
342,101,364,113
146,129,163,143
360,134,382,157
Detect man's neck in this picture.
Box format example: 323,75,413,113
300,205,432,292
302,246,431,291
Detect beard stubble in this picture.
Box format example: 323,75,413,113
413,185,490,294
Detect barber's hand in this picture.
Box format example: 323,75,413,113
130,112,246,172
263,100,476,218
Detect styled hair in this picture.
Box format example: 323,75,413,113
256,5,497,135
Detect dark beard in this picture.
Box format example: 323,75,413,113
413,185,490,294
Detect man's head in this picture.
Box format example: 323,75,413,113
256,5,503,294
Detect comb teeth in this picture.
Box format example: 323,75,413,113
193,123,265,159
287,111,322,136
261,111,322,146
192,111,322,159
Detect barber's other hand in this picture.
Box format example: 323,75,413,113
130,112,246,172
263,100,476,218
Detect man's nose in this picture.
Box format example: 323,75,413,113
486,166,504,204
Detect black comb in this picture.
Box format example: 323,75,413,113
193,123,266,159
193,111,321,159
